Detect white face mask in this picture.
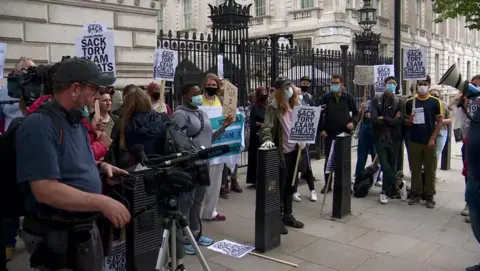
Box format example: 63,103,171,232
417,86,429,95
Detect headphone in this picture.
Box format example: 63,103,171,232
50,99,83,126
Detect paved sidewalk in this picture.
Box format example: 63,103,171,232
8,143,479,271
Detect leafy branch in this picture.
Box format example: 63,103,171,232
432,0,480,30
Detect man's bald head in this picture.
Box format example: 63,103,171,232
15,58,35,70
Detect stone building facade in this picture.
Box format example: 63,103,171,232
0,0,159,88
159,0,480,84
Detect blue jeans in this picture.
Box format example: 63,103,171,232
355,124,376,177
2,217,19,248
435,129,448,160
465,178,480,243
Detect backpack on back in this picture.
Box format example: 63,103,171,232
158,112,196,155
0,103,63,217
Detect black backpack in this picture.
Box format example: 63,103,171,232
353,164,379,198
0,103,63,217
158,112,196,155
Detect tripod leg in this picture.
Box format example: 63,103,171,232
182,226,211,271
156,229,170,271
171,222,177,271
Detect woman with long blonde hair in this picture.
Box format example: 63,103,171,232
259,77,306,234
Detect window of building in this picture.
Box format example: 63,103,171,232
254,0,266,16
216,0,226,5
435,54,440,82
467,61,471,80
457,58,461,71
183,0,192,29
376,0,383,17
300,0,314,9
295,38,312,49
415,0,421,27
380,43,388,57
432,12,439,33
157,5,164,32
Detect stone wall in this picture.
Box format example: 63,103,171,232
0,0,159,88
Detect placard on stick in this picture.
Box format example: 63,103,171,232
288,106,321,144
153,48,178,81
374,64,395,92
222,80,238,118
76,24,116,77
353,65,375,86
403,47,427,80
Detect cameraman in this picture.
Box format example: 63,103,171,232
1,57,36,261
173,83,233,255
16,57,130,271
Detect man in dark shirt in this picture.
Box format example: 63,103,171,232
404,79,443,208
371,76,406,204
299,76,313,106
16,57,131,270
319,74,359,194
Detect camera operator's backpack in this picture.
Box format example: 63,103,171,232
158,112,195,155
0,102,62,217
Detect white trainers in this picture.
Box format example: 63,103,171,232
462,204,469,216
399,181,407,202
379,193,388,204
309,190,318,202
292,192,301,202
375,180,383,187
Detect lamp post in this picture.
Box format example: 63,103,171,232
354,0,381,65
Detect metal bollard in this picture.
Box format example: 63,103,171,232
332,133,352,219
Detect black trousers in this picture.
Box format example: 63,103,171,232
323,136,335,186
279,150,298,216
0,218,6,271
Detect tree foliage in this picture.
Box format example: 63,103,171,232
433,0,480,30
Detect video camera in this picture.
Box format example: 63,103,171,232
130,145,231,197
4,56,72,106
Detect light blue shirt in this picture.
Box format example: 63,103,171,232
0,87,24,130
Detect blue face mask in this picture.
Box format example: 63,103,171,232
330,85,340,93
191,95,203,106
82,106,90,119
284,87,293,99
386,83,396,94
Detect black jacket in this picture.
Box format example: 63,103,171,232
370,93,404,142
318,91,359,136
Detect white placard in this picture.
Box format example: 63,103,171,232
76,30,116,78
288,106,321,144
325,140,336,174
207,240,254,258
83,23,107,34
217,55,224,79
0,42,6,80
153,48,178,81
374,64,395,92
403,47,427,80
104,241,126,271
353,65,375,86
413,107,425,124
222,80,237,118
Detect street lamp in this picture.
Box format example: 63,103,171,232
354,0,381,62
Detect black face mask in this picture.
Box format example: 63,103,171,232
258,95,268,101
152,92,161,100
205,87,217,96
300,86,309,92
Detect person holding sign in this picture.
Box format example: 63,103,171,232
370,76,407,204
318,75,359,194
405,79,443,208
259,77,306,234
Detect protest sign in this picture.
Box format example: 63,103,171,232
153,48,178,81
222,80,238,118
403,47,427,80
84,23,107,34
288,106,321,144
353,65,375,85
198,106,245,166
207,240,254,258
374,64,394,92
76,29,116,77
325,140,336,174
217,55,224,79
104,241,126,271
0,42,6,80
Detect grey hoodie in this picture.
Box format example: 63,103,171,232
173,105,226,149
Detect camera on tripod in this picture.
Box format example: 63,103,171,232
5,56,72,106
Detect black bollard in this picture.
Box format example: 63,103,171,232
332,133,352,219
441,125,451,170
255,147,281,252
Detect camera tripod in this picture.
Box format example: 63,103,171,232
135,196,212,271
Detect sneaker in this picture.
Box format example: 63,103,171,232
465,216,471,223
5,247,15,261
426,199,436,209
399,181,407,202
185,245,196,255
292,192,301,202
375,180,383,187
466,263,480,271
230,179,243,193
379,193,388,204
309,190,318,202
462,204,470,216
408,196,421,205
197,236,214,246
